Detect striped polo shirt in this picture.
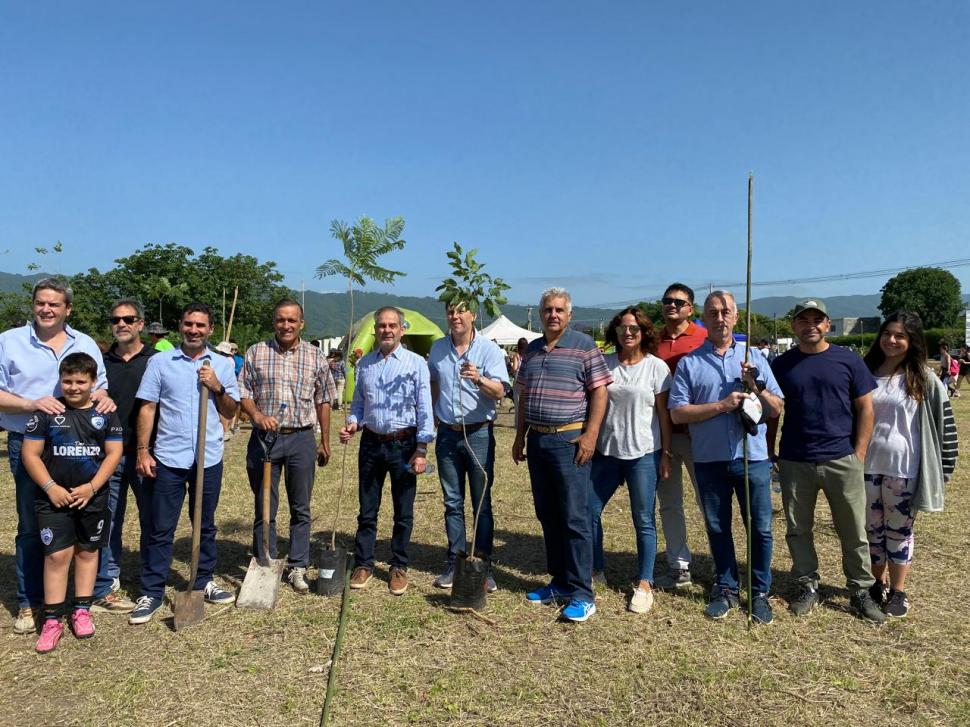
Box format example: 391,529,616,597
517,328,612,426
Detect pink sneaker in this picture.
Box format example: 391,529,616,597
70,608,96,639
35,619,65,653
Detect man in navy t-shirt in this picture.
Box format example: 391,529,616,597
768,299,885,624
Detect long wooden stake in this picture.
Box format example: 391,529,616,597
224,286,239,342
744,172,754,629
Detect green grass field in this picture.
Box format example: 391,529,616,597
2,399,969,726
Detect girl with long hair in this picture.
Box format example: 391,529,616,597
862,311,958,617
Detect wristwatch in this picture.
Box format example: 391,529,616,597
216,384,226,396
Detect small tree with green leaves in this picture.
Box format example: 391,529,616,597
315,215,407,549
435,242,510,319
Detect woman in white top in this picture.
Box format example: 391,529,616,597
863,311,958,618
588,307,672,613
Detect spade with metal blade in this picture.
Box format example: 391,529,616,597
237,403,288,609
173,360,213,630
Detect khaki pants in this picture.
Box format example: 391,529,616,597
779,453,875,590
656,432,702,570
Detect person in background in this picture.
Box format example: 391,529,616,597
654,283,707,589
954,345,970,395
588,307,671,614
0,278,114,635
509,336,528,412
862,311,958,617
938,342,956,397
146,322,173,352
92,298,157,615
328,350,346,410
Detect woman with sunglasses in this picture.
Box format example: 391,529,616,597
588,307,672,613
862,311,957,617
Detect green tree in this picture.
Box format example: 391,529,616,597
435,242,509,318
635,300,664,326
879,267,963,329
315,215,407,550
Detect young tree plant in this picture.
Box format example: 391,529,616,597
315,215,407,549
435,242,510,319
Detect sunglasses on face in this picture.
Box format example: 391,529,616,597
661,298,691,309
615,325,641,335
109,315,141,325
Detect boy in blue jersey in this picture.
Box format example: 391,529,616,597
21,353,123,653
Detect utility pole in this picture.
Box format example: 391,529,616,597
527,305,533,331
301,279,305,310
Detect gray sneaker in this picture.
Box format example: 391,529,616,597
433,564,455,589
789,584,819,617
287,567,310,594
657,568,692,590
13,607,38,635
92,593,136,613
850,588,888,624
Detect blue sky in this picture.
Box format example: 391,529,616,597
2,2,968,308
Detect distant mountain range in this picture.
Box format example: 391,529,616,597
3,270,967,337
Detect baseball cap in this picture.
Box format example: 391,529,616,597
792,299,828,318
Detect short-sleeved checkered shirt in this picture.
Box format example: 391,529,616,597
517,328,613,426
238,338,337,428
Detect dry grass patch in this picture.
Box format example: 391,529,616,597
2,402,969,726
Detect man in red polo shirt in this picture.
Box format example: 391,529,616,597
654,283,707,589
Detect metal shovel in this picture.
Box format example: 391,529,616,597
237,404,287,609
173,361,212,630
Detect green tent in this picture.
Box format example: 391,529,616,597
342,308,446,404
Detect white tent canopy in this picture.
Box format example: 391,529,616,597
480,314,542,346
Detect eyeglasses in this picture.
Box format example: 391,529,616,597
615,325,641,335
661,297,691,309
109,315,141,325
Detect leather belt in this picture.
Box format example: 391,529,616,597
279,425,313,434
528,421,585,434
363,426,416,442
441,421,490,433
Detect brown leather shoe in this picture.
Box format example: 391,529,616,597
349,567,372,589
388,567,408,596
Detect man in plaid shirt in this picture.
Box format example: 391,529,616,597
238,298,336,593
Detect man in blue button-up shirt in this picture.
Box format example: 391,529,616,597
128,303,240,624
669,290,783,624
340,306,434,597
0,278,113,634
428,304,509,591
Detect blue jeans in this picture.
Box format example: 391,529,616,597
94,455,154,597
589,450,661,584
526,429,594,602
8,433,44,608
694,458,773,595
246,429,316,568
435,425,495,564
140,460,224,598
353,431,418,570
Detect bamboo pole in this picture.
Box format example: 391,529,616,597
744,172,754,629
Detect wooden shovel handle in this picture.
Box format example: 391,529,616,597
261,459,272,560
187,361,211,590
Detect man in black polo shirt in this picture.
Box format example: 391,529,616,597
92,299,157,613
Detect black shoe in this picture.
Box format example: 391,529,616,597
884,589,909,618
788,584,819,617
869,580,889,607
751,593,773,625
850,588,888,624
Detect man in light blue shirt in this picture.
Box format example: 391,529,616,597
340,307,434,597
428,304,510,591
0,278,113,634
128,302,240,625
669,290,783,624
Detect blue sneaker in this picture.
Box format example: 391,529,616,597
525,582,570,605
704,587,739,620
561,598,597,622
751,593,773,625
128,596,164,625
203,581,236,605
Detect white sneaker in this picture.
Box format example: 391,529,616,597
288,567,310,594
628,587,654,614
